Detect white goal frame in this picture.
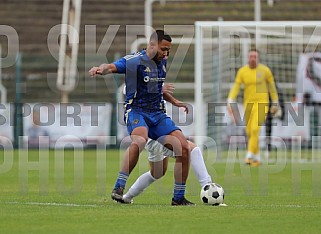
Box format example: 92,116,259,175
194,21,321,149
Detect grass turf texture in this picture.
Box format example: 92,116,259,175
1,149,321,234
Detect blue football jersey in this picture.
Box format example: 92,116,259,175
113,50,167,111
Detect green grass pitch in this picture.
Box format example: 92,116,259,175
1,149,321,233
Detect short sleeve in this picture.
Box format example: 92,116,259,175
113,57,126,74
113,55,141,74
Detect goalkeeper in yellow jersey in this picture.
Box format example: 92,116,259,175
227,49,279,166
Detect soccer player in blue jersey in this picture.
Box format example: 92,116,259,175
89,30,193,205
115,83,213,204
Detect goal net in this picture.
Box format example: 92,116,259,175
194,21,321,152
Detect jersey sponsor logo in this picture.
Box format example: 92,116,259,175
143,76,165,83
144,76,150,82
256,72,264,82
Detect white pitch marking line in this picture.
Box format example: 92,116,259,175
3,202,320,208
233,204,320,208
3,201,98,207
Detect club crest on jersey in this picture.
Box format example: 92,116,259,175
132,119,140,125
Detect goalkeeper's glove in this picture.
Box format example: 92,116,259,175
270,102,282,118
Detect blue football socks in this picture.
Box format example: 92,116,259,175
114,172,129,189
173,183,186,201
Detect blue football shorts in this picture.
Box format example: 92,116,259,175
124,108,180,140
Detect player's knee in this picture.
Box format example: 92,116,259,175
131,136,147,150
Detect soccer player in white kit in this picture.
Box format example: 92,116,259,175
121,138,213,204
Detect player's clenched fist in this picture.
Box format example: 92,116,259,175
88,64,117,77
88,66,100,76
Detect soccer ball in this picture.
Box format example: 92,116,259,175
200,183,224,206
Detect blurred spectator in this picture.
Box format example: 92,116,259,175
265,83,285,154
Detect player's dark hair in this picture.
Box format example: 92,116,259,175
150,30,172,43
249,48,260,54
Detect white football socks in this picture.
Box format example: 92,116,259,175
246,151,261,162
123,171,157,200
190,147,212,187
254,153,261,162
246,151,254,159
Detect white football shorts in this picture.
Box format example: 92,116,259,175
145,139,175,162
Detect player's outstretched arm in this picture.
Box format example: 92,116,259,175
88,63,117,77
162,84,189,113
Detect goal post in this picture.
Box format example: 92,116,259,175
57,0,82,103
194,21,321,151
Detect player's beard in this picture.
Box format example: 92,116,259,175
153,54,162,64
